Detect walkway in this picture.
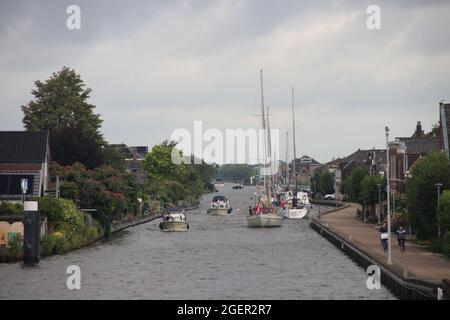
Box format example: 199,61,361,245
316,203,450,284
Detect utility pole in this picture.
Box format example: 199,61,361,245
385,126,392,265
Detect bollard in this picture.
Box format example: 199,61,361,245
23,201,40,264
437,287,443,300
403,258,409,278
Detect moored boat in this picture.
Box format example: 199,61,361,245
159,209,189,232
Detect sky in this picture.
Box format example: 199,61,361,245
0,0,449,164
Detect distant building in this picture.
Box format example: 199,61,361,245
110,144,148,184
290,155,321,187
440,101,450,156
0,131,50,200
389,121,440,194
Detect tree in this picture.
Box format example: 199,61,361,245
142,141,216,206
341,167,369,203
311,167,334,196
406,152,450,239
438,190,450,236
360,175,380,208
21,67,106,169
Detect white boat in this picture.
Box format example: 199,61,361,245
208,195,232,216
246,70,282,228
159,209,189,232
247,213,283,227
280,87,310,220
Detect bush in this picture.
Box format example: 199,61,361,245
41,234,57,256
38,197,84,235
442,233,450,259
0,202,23,216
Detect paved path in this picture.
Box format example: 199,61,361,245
316,203,450,284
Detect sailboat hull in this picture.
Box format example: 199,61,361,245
281,208,309,219
247,214,282,227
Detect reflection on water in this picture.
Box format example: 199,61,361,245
0,184,395,299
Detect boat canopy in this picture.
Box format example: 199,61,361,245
212,195,226,202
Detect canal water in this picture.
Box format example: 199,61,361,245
0,184,395,299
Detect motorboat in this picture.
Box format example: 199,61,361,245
159,209,189,232
208,195,232,216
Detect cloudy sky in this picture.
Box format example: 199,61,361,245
1,0,449,164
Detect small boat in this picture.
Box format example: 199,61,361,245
247,212,283,227
208,195,232,216
278,190,310,219
159,209,189,232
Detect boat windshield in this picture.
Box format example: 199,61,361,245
212,196,226,202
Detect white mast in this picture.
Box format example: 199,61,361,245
285,131,289,186
260,69,269,202
267,106,273,199
292,86,298,193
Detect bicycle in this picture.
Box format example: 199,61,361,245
398,238,405,253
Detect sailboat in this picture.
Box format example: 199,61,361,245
281,86,310,219
247,70,282,228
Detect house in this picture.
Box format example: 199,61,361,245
389,121,440,194
0,131,50,201
109,144,148,184
290,155,321,187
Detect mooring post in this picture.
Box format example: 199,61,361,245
403,258,408,278
23,201,40,265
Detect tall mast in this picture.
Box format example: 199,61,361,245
260,69,268,201
267,106,273,198
292,86,298,192
285,131,289,186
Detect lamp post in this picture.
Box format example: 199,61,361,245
385,126,392,265
377,183,382,223
435,183,443,237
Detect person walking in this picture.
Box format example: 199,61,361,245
396,225,406,253
379,222,389,252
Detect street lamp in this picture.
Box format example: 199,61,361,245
377,183,382,223
385,126,392,265
435,183,443,237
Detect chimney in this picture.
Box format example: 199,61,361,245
416,121,422,134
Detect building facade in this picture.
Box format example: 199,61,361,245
0,131,50,201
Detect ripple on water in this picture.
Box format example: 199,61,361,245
0,184,396,300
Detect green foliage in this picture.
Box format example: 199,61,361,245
101,145,126,170
143,141,217,206
50,162,140,223
360,175,382,207
38,197,84,235
406,152,450,240
438,190,450,235
0,202,23,216
341,167,369,203
0,238,23,262
21,67,106,169
311,167,334,196
215,164,257,183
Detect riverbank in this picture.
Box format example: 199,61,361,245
0,213,161,264
310,202,450,300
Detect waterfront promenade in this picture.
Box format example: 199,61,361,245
312,203,450,298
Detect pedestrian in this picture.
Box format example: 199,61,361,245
379,222,388,252
396,225,406,253
280,199,286,209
